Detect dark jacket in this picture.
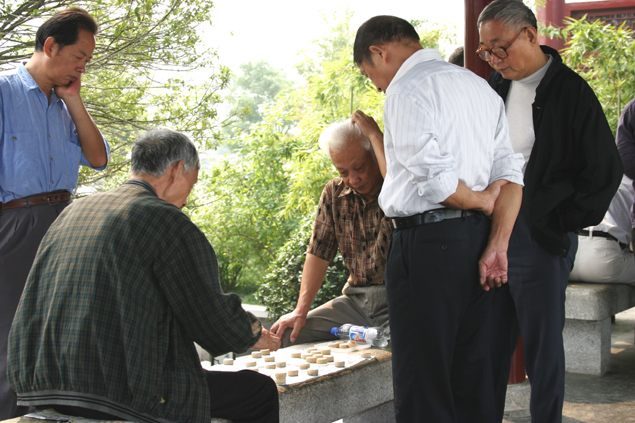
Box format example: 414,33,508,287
488,46,622,257
8,181,262,423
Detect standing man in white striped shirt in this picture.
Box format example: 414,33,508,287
352,16,525,422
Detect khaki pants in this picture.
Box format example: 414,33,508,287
282,283,389,347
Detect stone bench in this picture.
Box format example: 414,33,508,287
564,282,635,375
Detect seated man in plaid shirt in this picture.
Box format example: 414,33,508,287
271,118,392,346
8,128,280,423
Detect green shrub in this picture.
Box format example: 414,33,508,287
256,217,349,321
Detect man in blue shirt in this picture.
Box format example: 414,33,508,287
0,7,109,418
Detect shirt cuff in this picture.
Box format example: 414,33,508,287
491,154,525,186
415,169,459,204
248,312,263,338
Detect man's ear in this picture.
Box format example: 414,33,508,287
43,37,57,57
369,45,388,63
165,160,183,186
525,27,539,46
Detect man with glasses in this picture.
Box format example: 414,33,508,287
477,1,622,422
0,8,109,418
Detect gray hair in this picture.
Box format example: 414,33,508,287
477,0,538,31
318,121,372,159
130,127,200,177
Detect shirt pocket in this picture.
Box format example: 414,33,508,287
1,131,40,192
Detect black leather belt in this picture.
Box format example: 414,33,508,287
578,229,628,249
391,209,478,229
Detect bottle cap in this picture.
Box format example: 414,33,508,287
330,327,338,336
366,328,378,339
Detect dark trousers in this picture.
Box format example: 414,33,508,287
386,213,495,423
488,213,577,423
207,370,279,423
45,370,279,423
0,201,70,419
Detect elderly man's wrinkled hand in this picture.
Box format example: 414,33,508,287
351,110,382,140
252,328,281,351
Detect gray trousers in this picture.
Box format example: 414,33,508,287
0,201,70,419
282,283,389,347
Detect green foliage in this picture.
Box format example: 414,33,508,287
255,218,348,321
0,0,229,193
280,16,452,218
200,13,452,310
280,11,384,218
223,60,292,138
544,17,635,134
412,19,456,51
188,123,299,292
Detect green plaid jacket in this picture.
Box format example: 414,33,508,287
8,180,261,423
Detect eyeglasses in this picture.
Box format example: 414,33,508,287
476,27,528,62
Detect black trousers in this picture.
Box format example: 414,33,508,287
488,212,577,423
42,370,279,423
386,213,495,423
0,201,70,419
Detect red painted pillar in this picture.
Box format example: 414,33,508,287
536,0,566,51
464,0,526,386
508,337,526,384
464,0,494,79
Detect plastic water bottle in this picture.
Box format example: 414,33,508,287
330,324,390,347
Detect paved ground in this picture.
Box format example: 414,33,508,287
504,307,635,423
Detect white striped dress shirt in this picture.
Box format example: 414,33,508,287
379,49,525,218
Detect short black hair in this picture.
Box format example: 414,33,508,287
448,46,464,67
354,15,420,66
35,7,98,52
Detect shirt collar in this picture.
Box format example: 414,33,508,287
387,48,444,92
17,64,62,103
124,178,158,197
335,178,381,204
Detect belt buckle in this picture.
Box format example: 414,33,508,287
423,210,445,224
47,195,60,206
